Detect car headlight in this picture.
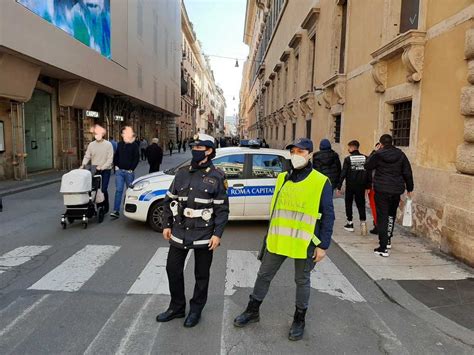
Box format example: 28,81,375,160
133,180,150,191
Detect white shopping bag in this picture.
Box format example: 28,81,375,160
402,198,413,227
95,189,105,204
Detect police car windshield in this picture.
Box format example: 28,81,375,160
164,160,191,175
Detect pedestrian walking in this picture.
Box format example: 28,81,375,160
312,139,341,191
168,140,174,156
110,126,140,219
80,124,114,213
337,140,370,236
365,134,414,257
146,138,163,173
177,139,182,153
233,138,335,341
156,133,229,328
140,138,148,161
367,143,381,235
182,138,187,152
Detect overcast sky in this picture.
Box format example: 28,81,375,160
184,0,249,120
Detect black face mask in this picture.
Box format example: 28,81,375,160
191,150,207,163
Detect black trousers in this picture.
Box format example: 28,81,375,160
375,192,400,249
141,148,147,161
166,245,213,314
345,186,366,222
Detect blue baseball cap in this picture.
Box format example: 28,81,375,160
285,138,314,153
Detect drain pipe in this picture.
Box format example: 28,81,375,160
21,102,27,180
10,102,17,181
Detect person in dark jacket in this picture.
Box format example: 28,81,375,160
146,138,164,173
156,133,229,328
168,140,174,156
365,134,414,256
337,140,370,235
312,139,341,190
234,138,335,341
111,126,140,219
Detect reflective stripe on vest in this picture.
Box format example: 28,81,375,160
266,170,327,259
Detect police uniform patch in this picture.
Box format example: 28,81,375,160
203,177,217,186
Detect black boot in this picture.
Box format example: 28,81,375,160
233,296,262,327
370,225,378,235
288,307,306,341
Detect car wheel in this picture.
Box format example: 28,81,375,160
148,200,165,232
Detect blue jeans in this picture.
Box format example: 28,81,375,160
113,169,134,212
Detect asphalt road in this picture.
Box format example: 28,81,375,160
0,153,472,354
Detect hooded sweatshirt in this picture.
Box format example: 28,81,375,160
312,139,341,188
365,145,414,195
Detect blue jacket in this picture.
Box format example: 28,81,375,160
286,162,335,250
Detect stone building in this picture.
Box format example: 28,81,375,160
239,0,474,266
0,0,181,180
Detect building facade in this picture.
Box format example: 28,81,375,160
180,1,226,141
0,0,181,180
240,0,474,266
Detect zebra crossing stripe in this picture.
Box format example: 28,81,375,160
127,247,192,295
224,250,260,296
28,245,120,292
311,257,365,303
0,246,51,272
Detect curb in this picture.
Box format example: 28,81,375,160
376,280,474,347
0,178,62,197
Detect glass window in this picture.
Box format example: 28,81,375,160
213,154,245,179
251,154,285,179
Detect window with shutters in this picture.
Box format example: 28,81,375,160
339,0,348,74
306,120,311,139
137,0,143,39
334,114,341,143
391,101,412,146
400,0,419,33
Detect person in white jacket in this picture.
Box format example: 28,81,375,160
81,125,114,213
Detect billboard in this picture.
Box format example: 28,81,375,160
17,0,111,59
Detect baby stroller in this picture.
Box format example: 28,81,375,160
60,169,105,229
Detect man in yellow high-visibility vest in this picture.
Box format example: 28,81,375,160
234,138,335,341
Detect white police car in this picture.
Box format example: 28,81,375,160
124,146,291,231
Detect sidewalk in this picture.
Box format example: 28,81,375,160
332,197,474,344
0,150,188,197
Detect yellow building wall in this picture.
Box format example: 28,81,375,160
342,72,380,155
417,22,469,170
314,0,338,84
426,0,473,28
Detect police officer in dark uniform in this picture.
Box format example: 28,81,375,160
156,133,229,327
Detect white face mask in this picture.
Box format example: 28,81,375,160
290,153,309,169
